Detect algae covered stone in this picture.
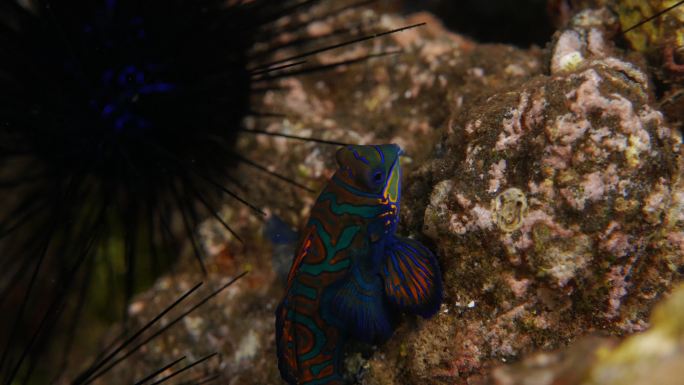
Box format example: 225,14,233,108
489,283,684,385
393,11,684,382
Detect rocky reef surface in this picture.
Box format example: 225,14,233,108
97,3,684,384
489,282,684,385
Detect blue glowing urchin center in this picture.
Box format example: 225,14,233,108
94,64,176,132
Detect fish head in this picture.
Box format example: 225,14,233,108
335,144,402,200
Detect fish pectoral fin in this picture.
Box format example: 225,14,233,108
324,270,395,345
381,235,443,318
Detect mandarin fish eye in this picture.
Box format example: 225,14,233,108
372,170,384,183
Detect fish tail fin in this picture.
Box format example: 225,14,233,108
381,235,443,318
264,214,299,245
264,214,301,283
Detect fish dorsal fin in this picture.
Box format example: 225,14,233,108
382,236,443,318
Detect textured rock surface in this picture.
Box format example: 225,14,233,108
375,8,684,384
488,282,684,385
98,4,684,385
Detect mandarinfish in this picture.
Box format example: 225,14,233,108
276,144,443,385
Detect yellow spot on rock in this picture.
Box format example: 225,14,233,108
618,0,684,54
626,133,650,168
400,343,408,357
558,52,584,72
492,188,528,232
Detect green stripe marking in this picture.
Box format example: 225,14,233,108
287,309,326,361
310,360,333,376
293,282,317,300
318,192,386,218
299,220,357,276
